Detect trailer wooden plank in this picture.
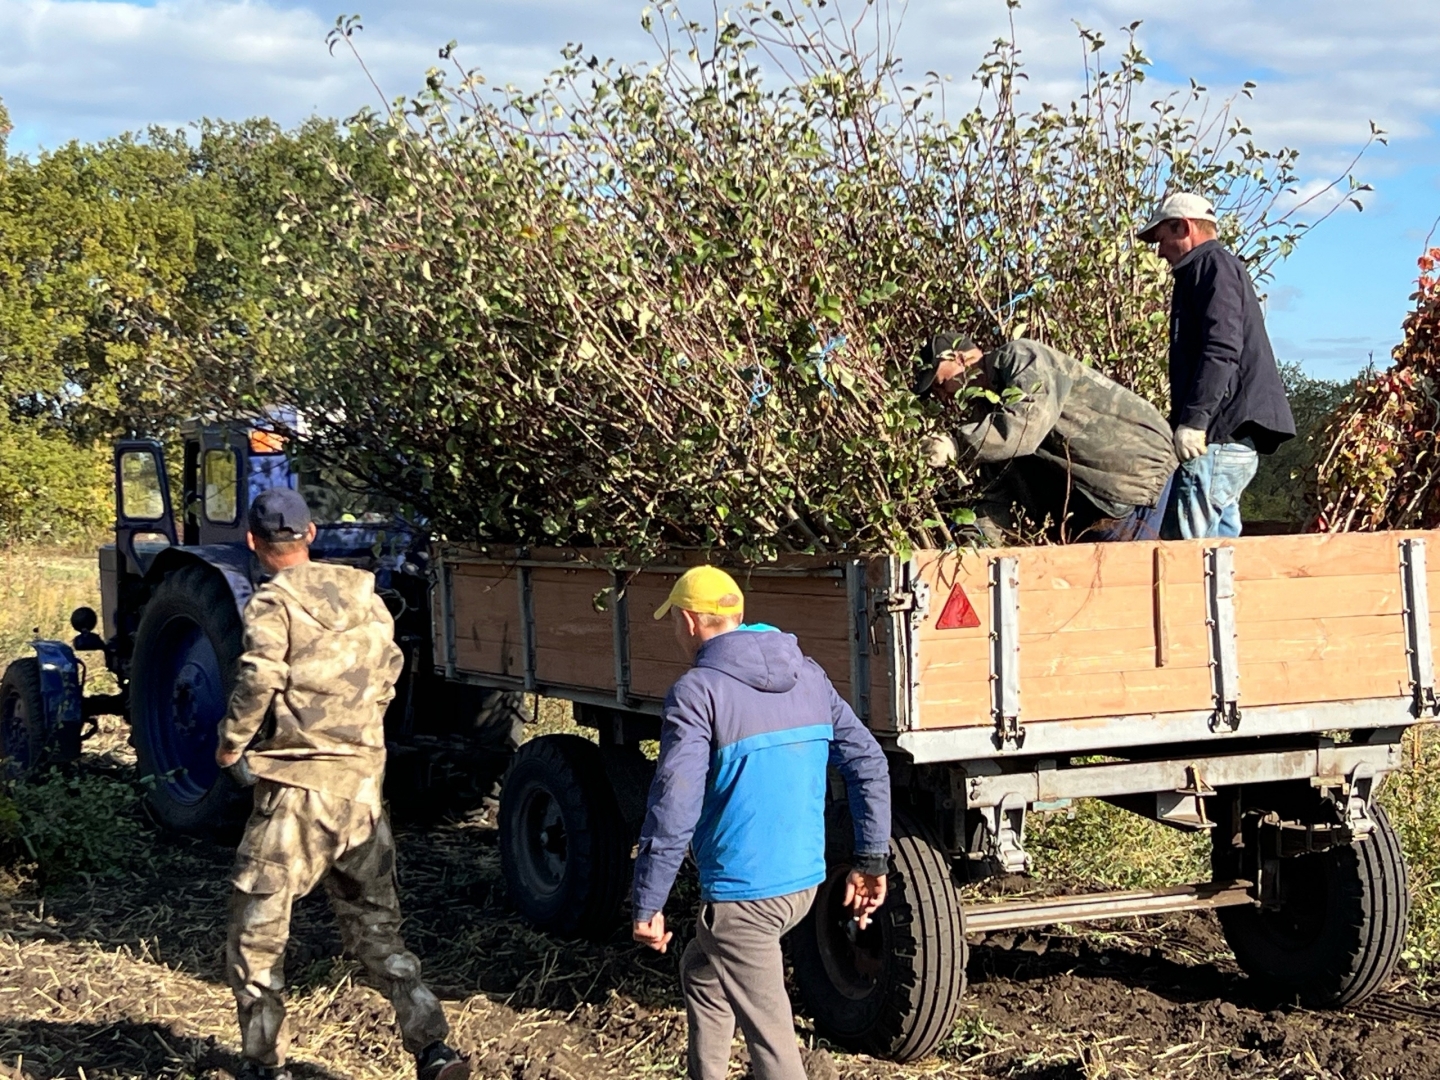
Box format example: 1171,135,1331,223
530,568,617,691
933,668,1215,728
1239,656,1409,708
451,569,522,677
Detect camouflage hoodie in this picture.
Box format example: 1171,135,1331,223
219,561,404,803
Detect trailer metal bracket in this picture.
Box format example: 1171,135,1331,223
1344,761,1376,839
1399,538,1438,717
845,560,872,722
1156,764,1216,831
517,563,537,692
1205,545,1241,732
989,556,1024,750
611,570,631,707
974,792,1030,875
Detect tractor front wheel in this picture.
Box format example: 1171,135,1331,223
130,564,248,836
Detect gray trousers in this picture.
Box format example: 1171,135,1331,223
680,886,818,1080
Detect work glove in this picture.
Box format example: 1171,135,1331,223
1174,425,1208,462
924,433,959,468
226,755,258,788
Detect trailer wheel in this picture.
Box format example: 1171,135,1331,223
130,564,247,836
1,658,50,778
1213,803,1408,1006
793,809,966,1063
499,734,628,939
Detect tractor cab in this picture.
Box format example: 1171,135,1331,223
179,418,295,548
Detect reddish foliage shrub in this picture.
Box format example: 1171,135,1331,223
1315,248,1440,531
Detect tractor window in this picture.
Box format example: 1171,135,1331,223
119,450,166,521
203,449,240,525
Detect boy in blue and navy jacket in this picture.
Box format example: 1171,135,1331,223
631,566,892,1080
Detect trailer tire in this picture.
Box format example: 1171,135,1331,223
499,734,628,939
130,564,248,836
793,809,966,1063
1213,803,1408,1007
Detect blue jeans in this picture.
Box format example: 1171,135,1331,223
1163,439,1259,539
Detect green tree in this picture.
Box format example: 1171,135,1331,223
0,110,391,539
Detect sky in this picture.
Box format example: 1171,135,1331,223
2,0,1438,382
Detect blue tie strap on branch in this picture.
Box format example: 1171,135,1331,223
996,274,1053,327
746,367,773,413
807,325,846,398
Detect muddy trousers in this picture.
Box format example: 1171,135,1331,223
225,782,449,1067
679,886,818,1080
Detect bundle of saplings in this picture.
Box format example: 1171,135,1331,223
1316,246,1440,531
251,0,1330,561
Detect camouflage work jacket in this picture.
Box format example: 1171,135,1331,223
219,561,403,803
954,339,1178,513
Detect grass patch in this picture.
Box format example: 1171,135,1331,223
1378,727,1440,974
1028,800,1210,892
0,768,147,887
0,541,108,672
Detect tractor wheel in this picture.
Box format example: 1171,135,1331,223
498,734,628,939
1213,803,1409,1007
792,809,967,1063
1,658,49,779
130,564,248,836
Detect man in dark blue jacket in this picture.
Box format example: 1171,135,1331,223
631,565,891,1080
1139,192,1295,538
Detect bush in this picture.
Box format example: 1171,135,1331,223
0,769,145,884
1315,247,1440,531
254,1,1331,560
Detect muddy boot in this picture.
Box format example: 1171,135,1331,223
416,1042,471,1080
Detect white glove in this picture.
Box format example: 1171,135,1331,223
924,433,958,467
1174,425,1208,462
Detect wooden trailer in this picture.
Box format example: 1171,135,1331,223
432,531,1437,1062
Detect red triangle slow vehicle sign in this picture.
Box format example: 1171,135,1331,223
935,583,981,630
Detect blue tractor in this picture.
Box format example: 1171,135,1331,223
0,420,527,833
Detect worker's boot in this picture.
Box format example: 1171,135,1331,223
416,1041,470,1080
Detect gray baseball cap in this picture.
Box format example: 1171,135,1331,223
249,487,312,542
1137,192,1217,242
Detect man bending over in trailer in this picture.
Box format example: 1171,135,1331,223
215,488,469,1080
631,566,892,1080
916,333,1179,543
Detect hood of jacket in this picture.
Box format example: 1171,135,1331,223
268,561,379,632
693,626,803,694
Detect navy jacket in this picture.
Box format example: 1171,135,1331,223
1168,240,1295,453
631,625,891,921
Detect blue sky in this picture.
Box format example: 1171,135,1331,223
2,0,1437,383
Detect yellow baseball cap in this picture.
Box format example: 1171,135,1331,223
653,565,745,620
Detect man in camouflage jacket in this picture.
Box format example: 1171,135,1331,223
215,488,468,1080
916,335,1179,543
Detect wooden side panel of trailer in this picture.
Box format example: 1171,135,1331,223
912,531,1429,730
436,549,898,726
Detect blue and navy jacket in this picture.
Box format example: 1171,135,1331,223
631,625,892,921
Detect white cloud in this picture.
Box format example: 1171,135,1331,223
4,0,1438,174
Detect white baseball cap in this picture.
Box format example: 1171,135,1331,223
1137,192,1217,242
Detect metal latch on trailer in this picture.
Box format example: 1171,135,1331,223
990,556,1024,750
1204,545,1241,733
1400,537,1439,718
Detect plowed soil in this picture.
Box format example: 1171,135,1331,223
4,720,1439,1080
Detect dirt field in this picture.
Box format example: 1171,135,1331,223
1,716,1438,1080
